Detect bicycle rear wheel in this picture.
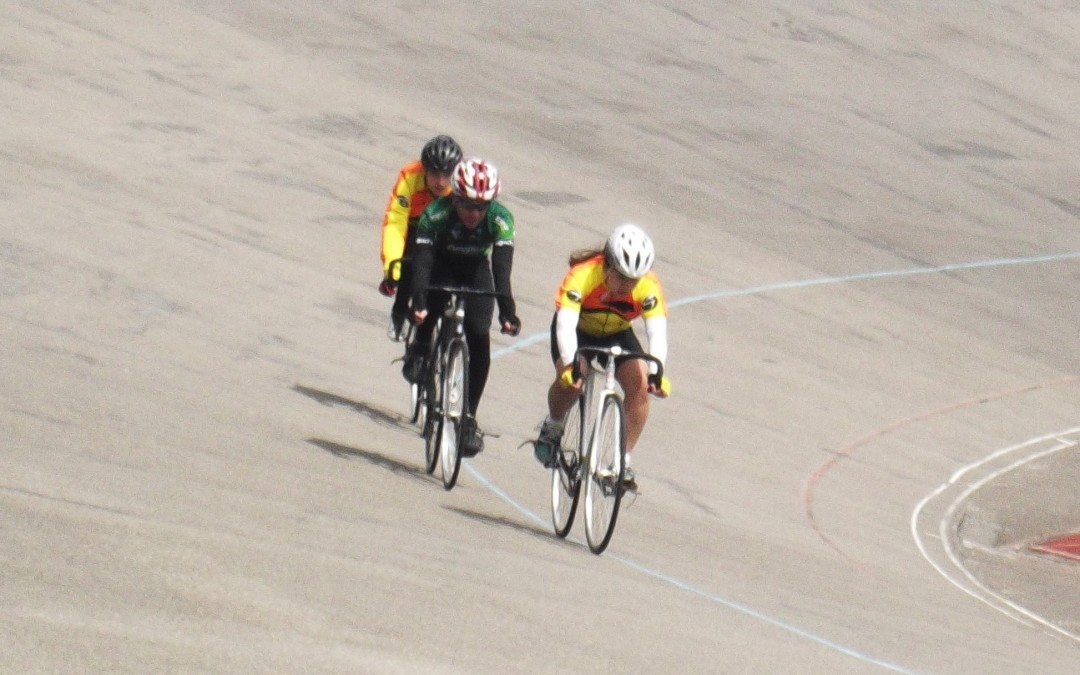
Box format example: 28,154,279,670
404,325,425,425
422,351,440,474
550,399,584,538
411,383,424,425
423,412,438,473
439,338,468,490
583,393,625,554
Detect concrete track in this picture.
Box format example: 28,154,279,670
2,2,1078,673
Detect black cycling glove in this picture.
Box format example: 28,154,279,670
499,314,521,336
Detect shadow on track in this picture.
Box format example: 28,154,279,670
307,438,430,484
294,384,411,431
445,505,558,543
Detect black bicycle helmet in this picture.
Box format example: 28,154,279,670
420,135,463,173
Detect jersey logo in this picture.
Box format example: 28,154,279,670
396,195,409,208
642,295,657,311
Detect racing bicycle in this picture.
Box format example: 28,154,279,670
550,345,664,554
412,286,510,490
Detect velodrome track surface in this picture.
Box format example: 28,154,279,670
2,2,1079,672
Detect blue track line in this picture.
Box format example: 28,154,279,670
474,250,1080,672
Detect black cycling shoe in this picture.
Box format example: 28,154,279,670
401,346,426,383
534,419,562,469
460,416,484,457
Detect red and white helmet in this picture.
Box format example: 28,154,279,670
452,157,501,202
606,224,656,279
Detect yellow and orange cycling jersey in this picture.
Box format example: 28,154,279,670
554,254,667,337
380,160,448,278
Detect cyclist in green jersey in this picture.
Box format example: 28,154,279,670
404,157,521,457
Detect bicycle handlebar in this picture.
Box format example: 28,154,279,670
572,345,665,382
416,285,518,336
424,285,509,299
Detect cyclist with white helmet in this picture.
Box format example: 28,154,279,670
378,134,463,341
404,157,522,457
533,223,670,490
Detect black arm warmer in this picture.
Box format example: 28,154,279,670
410,242,435,313
491,244,516,318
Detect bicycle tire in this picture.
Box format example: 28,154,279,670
550,398,584,538
583,393,625,554
439,337,468,490
423,413,438,474
405,325,424,425
410,382,423,424
418,340,441,474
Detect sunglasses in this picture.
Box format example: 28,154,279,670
454,197,489,212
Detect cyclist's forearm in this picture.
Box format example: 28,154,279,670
491,244,516,317
555,307,579,365
410,243,435,311
644,315,668,369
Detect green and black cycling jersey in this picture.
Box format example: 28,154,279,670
415,196,515,257
410,196,516,320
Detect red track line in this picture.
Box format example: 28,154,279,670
802,375,1080,567
1031,533,1080,562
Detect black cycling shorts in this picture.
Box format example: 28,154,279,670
548,312,643,367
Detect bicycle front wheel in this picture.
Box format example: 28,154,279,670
583,393,625,554
439,338,468,490
550,398,584,538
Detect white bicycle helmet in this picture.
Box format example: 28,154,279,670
606,224,656,279
452,157,501,202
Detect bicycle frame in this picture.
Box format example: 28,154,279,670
417,285,507,489
551,344,664,554
573,345,664,468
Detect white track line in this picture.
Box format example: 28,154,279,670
910,428,1080,642
480,251,1080,671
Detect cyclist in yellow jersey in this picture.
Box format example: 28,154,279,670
533,224,671,489
378,135,462,341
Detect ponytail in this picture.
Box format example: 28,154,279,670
568,247,605,268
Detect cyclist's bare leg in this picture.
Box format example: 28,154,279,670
533,360,581,467
616,359,651,455
546,359,582,421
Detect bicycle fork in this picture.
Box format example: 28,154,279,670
588,368,624,494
